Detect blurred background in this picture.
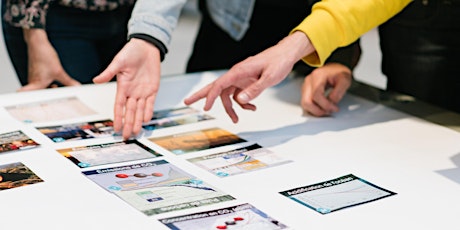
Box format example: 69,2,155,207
0,0,386,94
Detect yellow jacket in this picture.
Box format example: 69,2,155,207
293,0,413,67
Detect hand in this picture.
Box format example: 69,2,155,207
301,62,352,116
18,29,81,91
184,31,316,123
93,38,161,139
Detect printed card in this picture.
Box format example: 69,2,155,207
0,131,39,153
37,119,115,143
188,144,292,177
159,203,288,230
148,127,247,155
57,140,161,168
83,160,234,216
0,162,43,191
143,106,214,131
279,174,396,214
5,96,96,123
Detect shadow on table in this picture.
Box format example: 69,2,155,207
237,91,408,148
435,153,460,185
274,75,460,132
171,71,457,150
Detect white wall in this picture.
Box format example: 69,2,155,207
353,29,387,90
0,0,21,94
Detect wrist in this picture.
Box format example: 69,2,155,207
282,31,316,64
128,34,167,61
23,29,48,45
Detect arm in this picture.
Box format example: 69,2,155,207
295,0,412,67
93,0,187,139
3,0,80,90
184,0,412,122
20,29,80,91
184,31,314,123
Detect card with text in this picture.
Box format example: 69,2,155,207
159,203,288,230
279,174,396,214
57,140,161,168
5,96,96,123
188,144,292,177
83,160,234,216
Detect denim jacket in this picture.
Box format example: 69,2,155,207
128,0,255,50
206,0,256,40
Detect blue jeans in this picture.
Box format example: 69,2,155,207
2,2,133,86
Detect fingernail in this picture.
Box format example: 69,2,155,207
237,93,249,103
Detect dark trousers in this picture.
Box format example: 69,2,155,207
2,2,132,85
379,0,460,112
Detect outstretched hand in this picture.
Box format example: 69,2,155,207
93,38,161,139
184,31,315,123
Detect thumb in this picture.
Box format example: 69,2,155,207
236,82,265,104
93,62,119,84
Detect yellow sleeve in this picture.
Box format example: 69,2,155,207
292,0,413,67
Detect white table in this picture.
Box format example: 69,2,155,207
0,71,459,230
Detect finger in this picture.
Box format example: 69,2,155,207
56,74,81,87
203,84,225,111
113,87,127,133
206,69,251,108
132,98,146,136
17,83,48,92
312,88,339,113
122,97,137,140
144,95,155,122
328,75,352,104
183,83,213,106
221,88,238,123
93,61,119,84
305,101,329,117
233,89,256,111
239,103,256,111
236,79,266,105
301,79,328,117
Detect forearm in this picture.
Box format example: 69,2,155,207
22,29,53,62
128,0,187,53
279,31,316,68
293,0,412,67
23,29,48,45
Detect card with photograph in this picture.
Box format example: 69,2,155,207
37,119,115,143
151,107,204,120
148,127,247,155
0,130,39,153
0,162,44,191
57,140,162,168
143,106,214,131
